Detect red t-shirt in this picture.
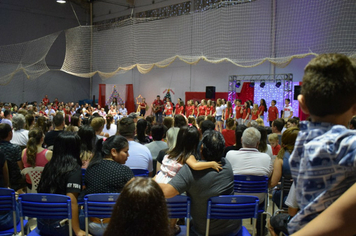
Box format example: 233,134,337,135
205,106,212,116
140,102,147,110
153,99,164,112
251,111,258,120
272,144,281,156
222,129,236,147
175,103,180,114
42,98,49,106
194,105,198,117
258,105,266,116
242,107,250,119
39,111,47,117
225,107,232,119
165,105,173,115
186,105,194,117
268,106,279,121
235,106,242,119
179,106,184,115
198,105,206,116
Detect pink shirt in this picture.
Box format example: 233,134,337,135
22,149,49,184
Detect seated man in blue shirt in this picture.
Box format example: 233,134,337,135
288,53,356,235
159,130,241,236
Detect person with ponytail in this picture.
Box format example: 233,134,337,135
102,114,117,137
79,135,134,236
269,127,299,207
21,128,52,188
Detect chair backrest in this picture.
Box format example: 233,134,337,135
18,193,73,236
166,195,191,236
279,177,293,209
21,167,44,193
84,193,120,236
131,169,149,177
205,195,259,236
233,175,269,194
81,168,86,187
0,188,18,234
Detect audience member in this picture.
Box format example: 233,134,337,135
145,124,167,174
90,116,105,140
288,54,356,235
222,118,236,147
78,125,96,169
102,114,116,137
66,115,81,132
22,128,52,188
257,126,273,159
118,118,153,176
159,130,241,236
174,114,187,128
1,110,12,127
37,132,87,236
134,119,152,144
104,177,170,236
156,127,179,173
268,133,281,156
271,118,284,144
163,116,174,130
269,127,299,207
0,123,25,191
80,135,134,235
11,114,29,146
223,124,247,157
44,113,64,147
349,116,356,129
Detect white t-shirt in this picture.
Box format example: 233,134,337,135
215,105,225,116
125,140,153,172
11,129,29,146
102,123,117,137
283,105,293,118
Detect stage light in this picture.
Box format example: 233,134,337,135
250,81,255,88
275,80,282,88
235,80,241,88
260,81,265,88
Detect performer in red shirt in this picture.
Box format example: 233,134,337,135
251,104,259,120
42,95,49,106
139,98,147,117
242,101,251,125
152,95,164,123
258,99,267,120
198,99,206,117
267,100,279,127
185,100,193,117
174,98,181,115
164,99,173,117
235,99,243,125
194,101,199,117
205,100,212,116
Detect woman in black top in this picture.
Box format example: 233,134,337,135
37,132,86,236
80,135,134,236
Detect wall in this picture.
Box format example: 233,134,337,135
0,0,90,105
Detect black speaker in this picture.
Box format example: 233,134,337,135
206,86,216,99
294,86,301,100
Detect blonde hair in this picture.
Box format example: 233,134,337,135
268,133,279,142
256,118,264,126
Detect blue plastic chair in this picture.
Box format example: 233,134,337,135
18,193,73,236
0,188,22,236
131,169,149,177
166,195,191,236
84,193,120,236
205,195,259,236
233,175,269,234
81,168,86,187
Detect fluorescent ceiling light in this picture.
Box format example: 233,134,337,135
57,0,66,3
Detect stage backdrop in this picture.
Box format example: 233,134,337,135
185,92,229,105
99,84,135,114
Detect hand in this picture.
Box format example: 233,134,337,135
211,162,222,172
76,230,91,236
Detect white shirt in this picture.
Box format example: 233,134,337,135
1,118,12,127
11,129,29,146
102,123,117,137
119,107,127,116
215,104,226,116
283,105,293,118
125,141,153,172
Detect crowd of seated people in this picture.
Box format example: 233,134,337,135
1,54,356,236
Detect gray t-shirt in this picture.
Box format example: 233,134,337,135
169,158,241,236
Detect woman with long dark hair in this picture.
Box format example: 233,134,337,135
65,115,81,132
78,125,96,168
259,99,268,120
134,119,151,144
37,132,87,236
104,177,170,236
81,135,134,236
22,128,52,188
